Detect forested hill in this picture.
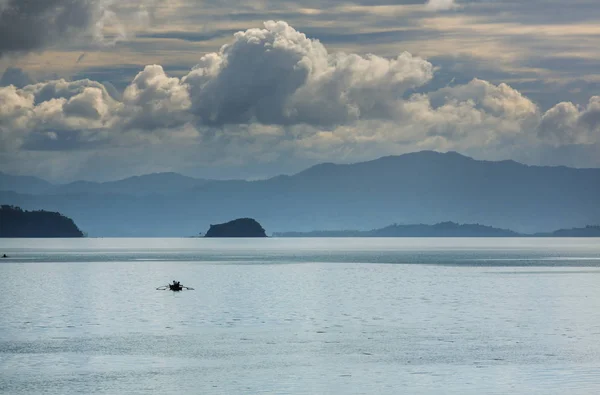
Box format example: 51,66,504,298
0,205,84,237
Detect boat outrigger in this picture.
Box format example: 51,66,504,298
156,280,194,291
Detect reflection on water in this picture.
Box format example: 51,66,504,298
1,238,600,394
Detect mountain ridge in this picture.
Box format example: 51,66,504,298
1,151,599,236
4,151,600,189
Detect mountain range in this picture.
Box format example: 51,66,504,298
1,151,599,236
0,171,209,196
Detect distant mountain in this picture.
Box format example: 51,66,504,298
53,172,210,196
372,222,520,237
275,230,366,238
535,225,600,237
0,172,54,194
0,205,84,237
274,222,520,237
1,151,599,236
0,171,210,196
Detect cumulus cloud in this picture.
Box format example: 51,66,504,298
184,21,433,126
429,79,538,120
122,65,191,129
538,98,600,146
0,0,164,56
0,78,119,150
2,20,600,172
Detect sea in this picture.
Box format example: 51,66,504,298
1,238,600,394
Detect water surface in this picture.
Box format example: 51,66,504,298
1,238,600,394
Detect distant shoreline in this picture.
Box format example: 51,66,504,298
273,222,600,238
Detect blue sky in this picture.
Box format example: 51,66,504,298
1,0,600,181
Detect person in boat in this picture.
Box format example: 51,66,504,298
1,254,7,258
172,280,181,289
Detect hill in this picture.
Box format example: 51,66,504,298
204,218,267,237
0,151,599,236
0,205,84,237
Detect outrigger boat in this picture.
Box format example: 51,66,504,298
156,281,194,291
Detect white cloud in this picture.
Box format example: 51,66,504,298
122,65,191,129
426,0,457,11
183,21,433,126
538,98,600,146
2,20,600,174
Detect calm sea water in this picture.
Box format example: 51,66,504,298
1,238,600,394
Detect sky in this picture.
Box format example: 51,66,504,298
1,0,600,182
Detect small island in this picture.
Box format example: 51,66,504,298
204,218,267,238
0,205,84,238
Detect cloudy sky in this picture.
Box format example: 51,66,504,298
1,0,600,182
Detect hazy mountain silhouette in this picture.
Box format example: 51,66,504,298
534,225,600,237
53,172,210,196
275,222,520,237
0,172,210,196
0,171,54,194
1,151,599,236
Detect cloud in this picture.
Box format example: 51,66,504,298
0,0,164,56
426,0,457,11
2,20,600,176
0,67,35,88
538,98,600,146
184,21,434,126
428,78,538,120
0,78,119,151
122,64,192,129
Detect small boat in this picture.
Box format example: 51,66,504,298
156,281,194,291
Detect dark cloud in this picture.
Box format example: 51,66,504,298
0,67,35,87
0,0,166,56
0,0,99,56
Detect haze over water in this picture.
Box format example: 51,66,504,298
1,238,600,394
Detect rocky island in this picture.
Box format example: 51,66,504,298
204,218,267,238
0,205,84,237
